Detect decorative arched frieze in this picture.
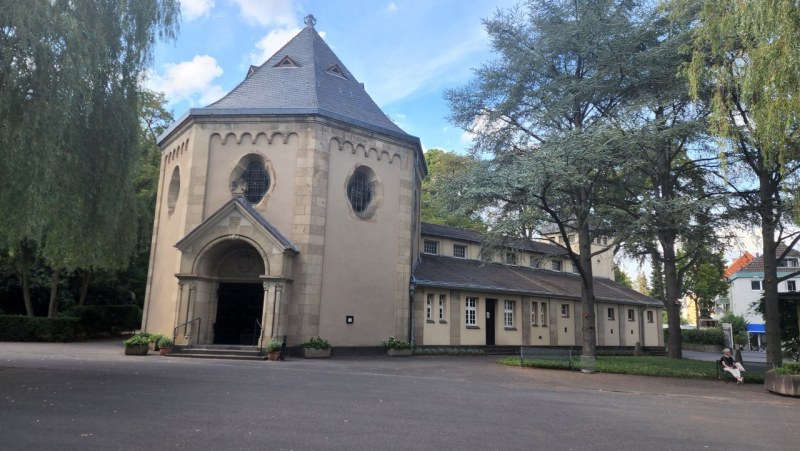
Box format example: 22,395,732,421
213,130,299,146
328,136,402,165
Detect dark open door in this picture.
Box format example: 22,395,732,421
485,298,496,346
214,283,264,345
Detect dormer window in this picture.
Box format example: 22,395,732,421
326,64,347,79
274,56,299,68
778,258,798,268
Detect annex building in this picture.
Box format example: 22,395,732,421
141,17,663,351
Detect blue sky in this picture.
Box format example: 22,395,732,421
148,0,518,153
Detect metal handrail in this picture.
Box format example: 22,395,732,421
253,319,263,350
173,317,201,346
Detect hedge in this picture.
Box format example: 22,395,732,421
59,305,142,336
0,316,80,342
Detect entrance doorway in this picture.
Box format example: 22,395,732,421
214,283,264,345
485,298,497,345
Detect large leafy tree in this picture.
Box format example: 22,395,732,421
677,0,800,366
446,0,649,360
421,148,484,230
682,249,729,328
0,0,179,316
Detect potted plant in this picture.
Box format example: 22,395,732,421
383,336,412,357
157,336,174,356
301,336,331,358
267,339,281,361
765,361,800,397
123,333,151,356
148,333,165,351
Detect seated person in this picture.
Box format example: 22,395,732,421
720,348,745,384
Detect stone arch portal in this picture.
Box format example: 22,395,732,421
177,238,269,346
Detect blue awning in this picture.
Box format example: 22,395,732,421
746,324,765,334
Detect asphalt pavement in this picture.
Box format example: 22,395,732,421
1,340,798,451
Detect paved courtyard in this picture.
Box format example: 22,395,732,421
1,340,798,451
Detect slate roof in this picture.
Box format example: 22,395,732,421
413,255,661,307
158,19,420,149
421,223,567,256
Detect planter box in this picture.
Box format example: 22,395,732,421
125,345,149,356
765,371,800,397
302,348,331,358
386,348,412,357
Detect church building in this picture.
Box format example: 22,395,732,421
142,16,663,352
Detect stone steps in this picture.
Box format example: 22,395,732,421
170,345,267,361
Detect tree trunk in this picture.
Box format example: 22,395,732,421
761,220,782,368
694,297,700,329
662,240,683,359
577,205,596,359
47,269,60,318
78,269,92,306
13,241,35,317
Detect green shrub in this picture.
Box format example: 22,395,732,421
123,333,151,347
301,336,330,349
60,305,142,336
157,336,173,347
682,328,724,346
0,315,79,342
267,339,281,352
773,362,800,376
383,336,412,349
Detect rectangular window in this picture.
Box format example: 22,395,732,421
607,308,615,321
505,252,517,265
646,311,654,323
540,303,547,326
627,309,635,321
551,259,562,271
426,294,433,321
465,297,477,326
602,237,608,245
439,294,446,320
423,240,439,255
561,304,570,318
530,257,540,269
453,244,466,259
788,281,797,292
778,258,798,267
531,301,538,326
504,300,515,327
751,280,761,290
572,262,579,273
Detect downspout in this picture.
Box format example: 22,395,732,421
409,278,416,346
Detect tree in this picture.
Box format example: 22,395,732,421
682,249,729,327
421,149,484,230
677,0,800,366
0,0,179,316
446,0,649,360
613,264,633,289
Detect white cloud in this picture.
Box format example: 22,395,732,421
250,26,302,64
180,0,214,21
387,1,398,13
148,55,224,106
231,0,295,27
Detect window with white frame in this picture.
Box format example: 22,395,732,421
504,300,515,327
561,304,570,317
426,294,433,321
531,301,538,326
647,311,654,323
572,262,579,273
627,309,635,321
530,257,540,269
788,280,797,292
551,259,562,271
540,303,547,326
607,308,615,320
778,258,798,268
439,294,446,320
465,297,477,326
423,240,439,255
453,244,466,259
751,280,762,290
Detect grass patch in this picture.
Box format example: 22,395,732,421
498,355,767,383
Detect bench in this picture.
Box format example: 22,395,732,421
520,347,574,370
716,360,741,383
